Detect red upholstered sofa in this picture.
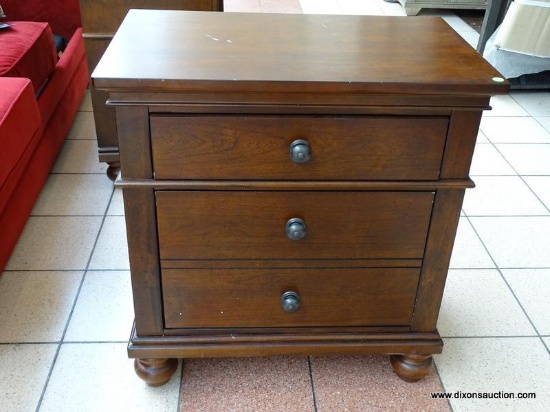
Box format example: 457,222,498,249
0,0,89,273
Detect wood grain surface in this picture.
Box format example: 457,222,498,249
150,115,448,180
93,10,508,96
156,190,435,260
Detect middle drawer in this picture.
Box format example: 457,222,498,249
156,191,434,261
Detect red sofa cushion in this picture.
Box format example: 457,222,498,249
0,21,57,93
1,0,82,40
37,27,88,140
0,77,41,212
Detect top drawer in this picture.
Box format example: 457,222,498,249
150,116,448,180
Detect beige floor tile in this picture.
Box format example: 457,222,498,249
462,176,548,216
78,89,93,112
107,188,125,216
476,130,490,143
441,15,475,32
339,0,384,15
457,30,479,48
435,337,550,412
511,91,550,117
300,0,342,14
338,0,384,16
225,0,261,12
496,144,550,175
51,140,108,174
32,174,114,216
377,0,406,16
469,216,550,268
311,356,449,412
523,176,550,210
40,343,181,412
88,217,130,270
449,218,495,269
536,116,550,133
483,94,529,117
438,269,535,337
469,145,516,176
0,344,58,412
260,0,302,13
503,269,550,335
480,117,550,144
0,271,83,342
6,216,102,271
64,271,134,342
180,357,314,412
66,112,97,140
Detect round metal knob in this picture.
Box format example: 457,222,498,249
286,218,306,240
289,139,311,164
281,291,300,313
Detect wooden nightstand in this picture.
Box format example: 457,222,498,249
92,10,508,386
79,0,224,179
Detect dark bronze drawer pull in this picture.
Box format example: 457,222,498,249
281,291,300,313
286,217,306,240
289,139,311,164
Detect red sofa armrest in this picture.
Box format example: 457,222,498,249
0,77,41,211
1,0,82,39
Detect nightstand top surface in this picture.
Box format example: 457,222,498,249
92,10,508,96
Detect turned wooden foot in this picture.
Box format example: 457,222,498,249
134,358,178,386
106,161,120,181
390,354,433,383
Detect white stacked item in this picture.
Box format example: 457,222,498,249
484,0,550,79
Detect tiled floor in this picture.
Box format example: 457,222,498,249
1,1,549,411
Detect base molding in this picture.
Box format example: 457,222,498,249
128,326,442,384
127,325,443,359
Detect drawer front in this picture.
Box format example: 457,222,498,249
162,267,420,328
150,116,448,180
156,191,434,260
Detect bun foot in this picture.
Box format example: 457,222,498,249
390,354,433,383
134,358,178,386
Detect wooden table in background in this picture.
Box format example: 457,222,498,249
79,1,224,179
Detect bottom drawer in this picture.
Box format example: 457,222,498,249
162,267,420,328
